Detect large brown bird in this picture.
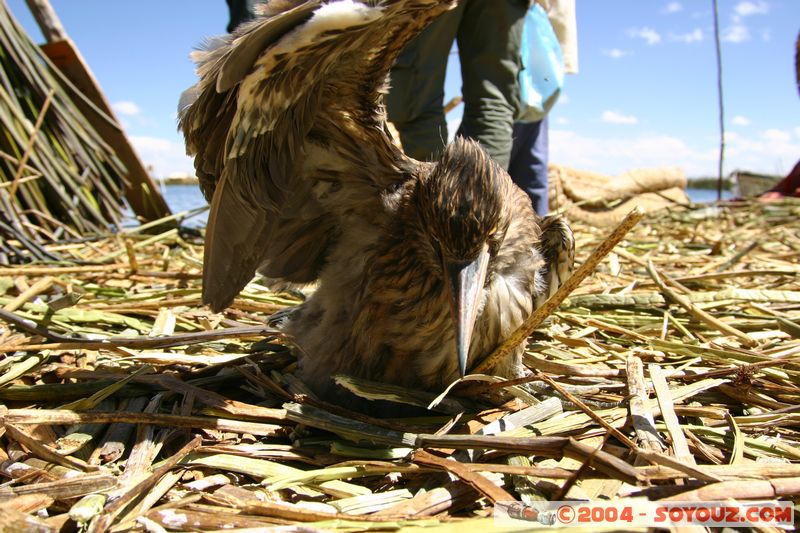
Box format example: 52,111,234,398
179,0,574,403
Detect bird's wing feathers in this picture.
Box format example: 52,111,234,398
200,171,271,309
217,1,321,93
179,0,456,311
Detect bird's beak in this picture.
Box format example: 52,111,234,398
445,244,490,377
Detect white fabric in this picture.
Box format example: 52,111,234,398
536,0,578,73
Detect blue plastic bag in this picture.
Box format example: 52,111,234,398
518,4,565,122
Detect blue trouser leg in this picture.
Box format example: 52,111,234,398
508,118,549,215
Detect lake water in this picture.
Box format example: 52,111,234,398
687,187,733,203
159,184,209,227
157,184,733,227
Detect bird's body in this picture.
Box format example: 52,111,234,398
291,140,546,398
179,0,574,404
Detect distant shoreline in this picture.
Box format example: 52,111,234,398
155,174,772,191
686,177,733,190
158,175,199,185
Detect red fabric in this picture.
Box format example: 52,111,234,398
763,160,800,198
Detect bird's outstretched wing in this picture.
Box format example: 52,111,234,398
179,0,455,311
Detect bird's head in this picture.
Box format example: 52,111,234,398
415,137,512,377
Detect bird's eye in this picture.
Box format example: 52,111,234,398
487,225,497,237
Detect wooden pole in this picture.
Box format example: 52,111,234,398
712,0,725,202
24,0,172,223
24,0,66,41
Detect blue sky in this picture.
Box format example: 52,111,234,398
7,0,799,179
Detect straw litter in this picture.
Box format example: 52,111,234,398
0,197,798,531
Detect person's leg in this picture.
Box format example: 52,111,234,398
386,5,463,161
508,119,549,215
456,0,527,169
226,0,259,32
761,159,800,200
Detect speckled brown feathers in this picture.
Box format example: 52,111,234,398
179,0,574,406
416,138,509,262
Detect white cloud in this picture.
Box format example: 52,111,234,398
130,135,195,179
549,127,799,178
602,110,639,125
732,115,751,126
670,28,704,44
628,27,662,45
723,24,750,43
762,128,792,143
723,128,799,174
725,1,768,44
603,48,630,59
558,94,570,105
734,1,769,17
112,101,141,116
550,129,716,176
722,0,770,44
662,2,683,14
554,117,570,126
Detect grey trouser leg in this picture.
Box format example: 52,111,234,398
386,4,463,161
226,0,259,32
456,0,526,169
386,0,525,168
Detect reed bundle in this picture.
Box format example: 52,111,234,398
0,2,127,263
